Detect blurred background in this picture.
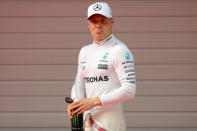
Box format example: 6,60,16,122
0,0,197,131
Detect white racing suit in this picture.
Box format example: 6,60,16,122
71,34,136,131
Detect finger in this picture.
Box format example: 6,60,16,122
77,108,85,115
70,100,80,107
67,110,72,119
73,105,86,115
71,108,81,115
71,106,83,115
67,110,73,119
67,106,75,119
70,104,79,111
70,103,82,111
67,109,72,116
77,105,86,114
68,113,73,119
67,105,74,114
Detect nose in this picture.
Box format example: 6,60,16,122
95,21,102,28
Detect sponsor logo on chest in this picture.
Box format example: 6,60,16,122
97,52,109,70
84,76,109,83
98,64,108,70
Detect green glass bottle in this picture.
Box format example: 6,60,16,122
65,97,84,131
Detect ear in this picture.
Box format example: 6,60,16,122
110,18,114,24
87,20,91,27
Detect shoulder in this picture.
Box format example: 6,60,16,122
79,43,93,55
111,38,132,55
110,38,134,61
80,43,92,51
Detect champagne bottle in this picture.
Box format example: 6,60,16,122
65,97,84,131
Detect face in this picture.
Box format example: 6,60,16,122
87,14,114,42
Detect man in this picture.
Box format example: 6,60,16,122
67,2,136,131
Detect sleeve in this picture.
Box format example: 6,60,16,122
99,46,136,106
71,48,86,99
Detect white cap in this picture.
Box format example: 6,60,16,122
87,2,112,19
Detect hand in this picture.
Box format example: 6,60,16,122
67,103,73,119
67,97,101,119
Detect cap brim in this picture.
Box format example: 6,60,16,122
87,13,110,20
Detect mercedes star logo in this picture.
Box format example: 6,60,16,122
93,4,102,11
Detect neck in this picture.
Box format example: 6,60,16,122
93,33,112,43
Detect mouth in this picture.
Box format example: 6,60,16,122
95,30,103,34
96,32,102,35
95,28,102,33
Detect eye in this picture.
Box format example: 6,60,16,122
91,20,97,24
101,19,108,24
